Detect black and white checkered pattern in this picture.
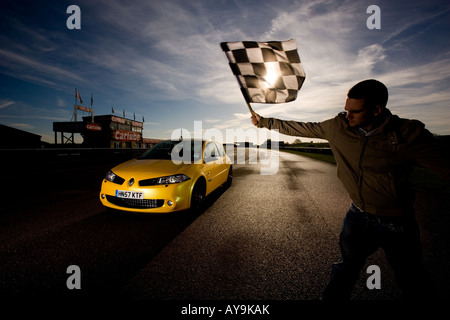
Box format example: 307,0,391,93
221,39,306,104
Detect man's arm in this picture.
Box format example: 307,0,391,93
251,113,330,140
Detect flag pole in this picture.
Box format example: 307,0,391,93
246,101,255,116
240,87,255,116
74,88,77,122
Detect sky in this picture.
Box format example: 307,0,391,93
0,0,449,144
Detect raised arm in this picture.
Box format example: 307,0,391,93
251,113,331,140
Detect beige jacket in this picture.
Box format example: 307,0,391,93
258,110,450,216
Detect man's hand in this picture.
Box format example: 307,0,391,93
251,113,260,126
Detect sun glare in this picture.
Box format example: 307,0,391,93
263,63,279,89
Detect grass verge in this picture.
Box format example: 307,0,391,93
281,149,336,164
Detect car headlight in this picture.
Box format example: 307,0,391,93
139,174,191,186
104,170,125,185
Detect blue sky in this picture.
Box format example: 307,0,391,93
1,0,449,144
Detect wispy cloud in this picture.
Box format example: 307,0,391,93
0,100,72,122
0,100,14,109
0,49,86,88
56,98,65,107
8,122,34,130
380,6,450,47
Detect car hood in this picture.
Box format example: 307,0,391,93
112,158,195,179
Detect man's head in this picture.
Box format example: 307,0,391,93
345,79,389,130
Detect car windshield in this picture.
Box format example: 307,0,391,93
138,140,203,162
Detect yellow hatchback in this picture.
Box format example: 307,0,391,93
99,139,232,213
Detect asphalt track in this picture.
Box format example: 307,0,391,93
1,148,449,310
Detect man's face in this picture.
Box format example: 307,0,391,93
344,98,374,129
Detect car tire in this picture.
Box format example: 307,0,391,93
190,179,206,212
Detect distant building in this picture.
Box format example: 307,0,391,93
0,124,43,149
236,141,254,148
259,139,285,149
53,114,161,148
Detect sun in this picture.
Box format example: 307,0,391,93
263,62,279,89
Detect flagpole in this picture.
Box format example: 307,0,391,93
246,101,255,116
74,88,77,122
240,87,255,116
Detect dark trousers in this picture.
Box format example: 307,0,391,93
322,203,435,301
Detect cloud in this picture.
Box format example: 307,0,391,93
0,49,85,88
0,100,14,109
56,98,65,107
379,57,450,133
382,57,450,87
355,44,386,72
0,100,72,122
9,122,34,130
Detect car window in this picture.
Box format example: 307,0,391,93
138,141,175,160
215,142,224,157
204,142,219,162
138,140,202,162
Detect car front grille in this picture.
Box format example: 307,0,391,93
106,195,164,209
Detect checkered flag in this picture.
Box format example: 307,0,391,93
221,39,306,104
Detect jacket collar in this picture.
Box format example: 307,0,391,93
356,109,392,137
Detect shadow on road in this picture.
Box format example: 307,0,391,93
0,181,230,299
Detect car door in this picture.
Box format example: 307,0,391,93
214,142,229,185
203,142,222,194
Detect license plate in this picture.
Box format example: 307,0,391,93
115,190,144,199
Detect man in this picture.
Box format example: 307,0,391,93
251,79,449,300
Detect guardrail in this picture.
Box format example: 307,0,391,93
281,146,333,155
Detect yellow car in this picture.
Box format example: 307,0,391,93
99,139,232,213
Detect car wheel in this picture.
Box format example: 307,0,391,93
224,165,232,188
190,179,206,212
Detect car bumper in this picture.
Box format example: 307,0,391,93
99,179,193,213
